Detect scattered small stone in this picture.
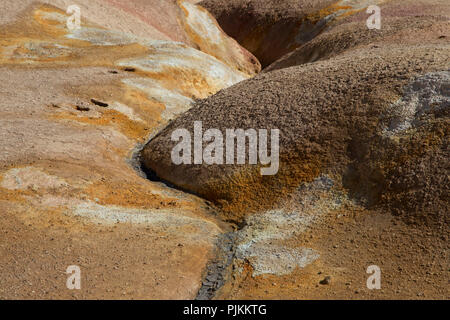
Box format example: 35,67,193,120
108,70,119,74
76,105,90,111
91,99,109,107
206,274,217,282
319,276,331,285
124,67,136,72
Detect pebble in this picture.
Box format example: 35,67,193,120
319,276,331,285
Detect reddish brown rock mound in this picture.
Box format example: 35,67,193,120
142,45,449,226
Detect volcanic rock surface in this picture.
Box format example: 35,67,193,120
1,0,449,300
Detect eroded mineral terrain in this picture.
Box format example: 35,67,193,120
1,0,449,299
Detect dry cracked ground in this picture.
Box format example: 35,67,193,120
0,0,448,300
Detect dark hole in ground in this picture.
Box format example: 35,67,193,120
76,105,90,111
91,99,109,107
